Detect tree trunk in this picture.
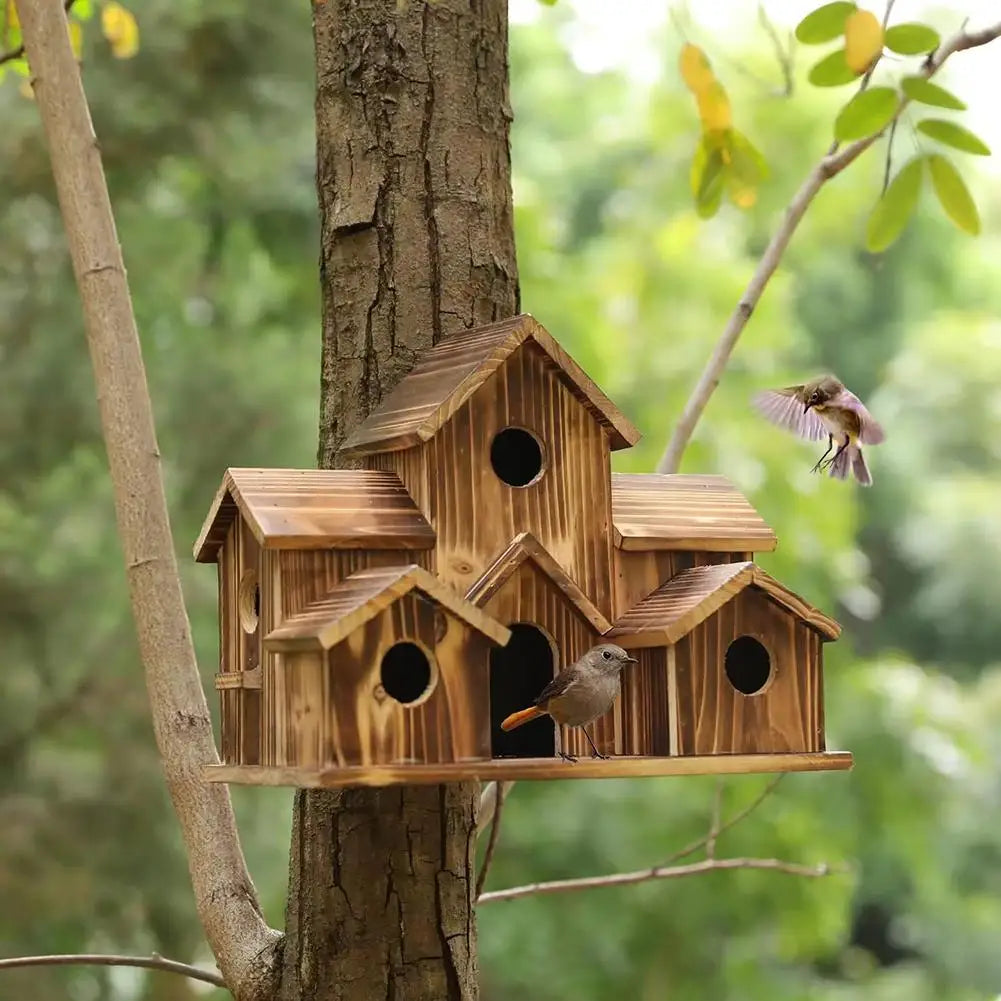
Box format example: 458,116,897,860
278,2,518,999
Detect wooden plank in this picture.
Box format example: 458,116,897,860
203,751,854,787
214,667,262,690
193,468,436,563
264,564,510,650
674,587,825,756
466,531,612,633
618,645,670,756
750,567,841,640
338,313,641,457
611,473,777,552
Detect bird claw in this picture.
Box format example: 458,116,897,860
590,750,610,760
558,751,578,764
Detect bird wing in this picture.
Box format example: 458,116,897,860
752,387,829,442
533,667,580,707
828,389,886,444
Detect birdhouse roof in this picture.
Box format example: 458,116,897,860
263,564,512,651
611,473,777,553
337,313,642,457
193,468,435,563
465,531,612,633
606,561,841,646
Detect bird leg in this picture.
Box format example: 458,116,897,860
582,727,609,760
558,750,578,763
823,437,850,472
811,434,834,473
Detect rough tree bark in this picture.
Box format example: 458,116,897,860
278,2,518,1000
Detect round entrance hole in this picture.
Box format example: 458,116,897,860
489,427,546,487
238,570,260,634
724,635,772,695
380,641,436,706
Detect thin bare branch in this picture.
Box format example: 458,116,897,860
0,953,225,988
655,17,1001,474
881,118,899,194
705,778,725,859
478,778,513,838
476,780,510,899
478,855,844,905
757,4,794,97
14,1,280,996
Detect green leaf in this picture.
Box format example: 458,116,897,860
795,2,856,44
73,0,95,19
834,86,899,141
901,76,966,111
917,118,991,156
690,138,726,219
928,154,980,235
807,48,858,87
729,129,769,184
884,22,940,55
865,155,924,252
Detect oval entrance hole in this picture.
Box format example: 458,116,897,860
724,635,772,695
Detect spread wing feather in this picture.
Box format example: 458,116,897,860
752,388,829,442
828,389,886,444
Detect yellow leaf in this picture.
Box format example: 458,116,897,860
20,77,34,99
695,81,732,132
844,8,883,74
729,182,757,209
101,1,138,59
68,18,82,59
7,0,19,30
679,43,715,94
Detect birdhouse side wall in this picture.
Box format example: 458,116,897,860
258,548,431,768
215,517,264,766
368,342,615,619
269,595,493,769
618,646,672,757
613,550,754,621
673,587,825,755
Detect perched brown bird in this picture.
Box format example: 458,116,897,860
500,643,637,762
753,374,885,486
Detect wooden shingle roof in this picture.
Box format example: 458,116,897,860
465,531,612,633
606,561,841,647
337,314,641,457
611,473,777,553
194,468,435,563
263,565,511,651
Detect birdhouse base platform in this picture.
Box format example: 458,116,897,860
203,751,852,789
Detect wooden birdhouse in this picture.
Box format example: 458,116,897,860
197,314,851,788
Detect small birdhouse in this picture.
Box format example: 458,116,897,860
197,314,851,788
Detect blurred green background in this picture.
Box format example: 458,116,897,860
3,1,1001,999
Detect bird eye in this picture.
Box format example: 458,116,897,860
602,650,612,660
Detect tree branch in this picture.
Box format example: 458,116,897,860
705,778,724,859
476,780,509,899
13,1,280,996
0,0,72,66
0,953,225,988
655,17,1001,474
477,855,844,905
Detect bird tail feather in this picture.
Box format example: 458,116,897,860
500,706,546,731
829,444,872,486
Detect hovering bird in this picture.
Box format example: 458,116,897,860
753,375,885,486
500,643,637,762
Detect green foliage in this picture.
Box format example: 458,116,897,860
900,76,966,111
864,156,924,252
917,118,991,156
883,22,941,55
808,47,858,86
794,2,855,45
928,155,980,235
834,86,898,141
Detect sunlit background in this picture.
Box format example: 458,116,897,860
2,2,1001,999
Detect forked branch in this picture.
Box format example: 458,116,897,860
13,1,280,996
656,17,1001,474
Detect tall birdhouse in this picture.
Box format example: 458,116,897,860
197,314,851,788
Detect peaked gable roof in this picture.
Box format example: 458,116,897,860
194,468,435,563
607,561,840,647
337,314,641,458
264,564,511,651
612,473,777,553
464,531,612,634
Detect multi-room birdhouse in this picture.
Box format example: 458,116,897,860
196,314,851,787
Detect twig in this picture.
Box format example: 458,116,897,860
655,17,1001,474
0,953,225,988
661,773,784,866
477,855,843,905
881,118,899,194
14,1,281,995
757,3,794,97
0,0,73,66
477,778,512,838
705,778,724,859
476,780,509,898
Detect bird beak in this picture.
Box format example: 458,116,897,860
803,401,812,413
626,655,638,664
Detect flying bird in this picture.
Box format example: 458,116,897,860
753,375,885,486
500,643,637,762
